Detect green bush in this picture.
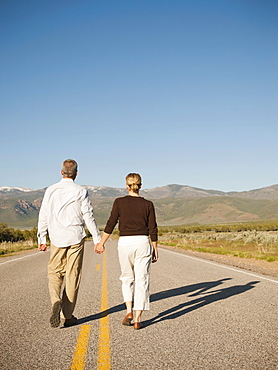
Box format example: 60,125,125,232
0,223,38,243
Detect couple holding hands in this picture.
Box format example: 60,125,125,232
38,159,158,330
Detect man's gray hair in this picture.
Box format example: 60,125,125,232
62,159,78,178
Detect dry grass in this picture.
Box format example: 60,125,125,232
159,230,278,262
2,228,278,263
0,240,37,256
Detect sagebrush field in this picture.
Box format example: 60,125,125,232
158,221,278,262
1,221,278,264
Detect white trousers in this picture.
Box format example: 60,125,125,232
118,235,152,311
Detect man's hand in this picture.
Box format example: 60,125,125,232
94,243,105,254
38,244,47,252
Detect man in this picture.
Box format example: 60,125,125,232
37,159,101,328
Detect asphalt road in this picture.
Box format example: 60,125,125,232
0,240,277,369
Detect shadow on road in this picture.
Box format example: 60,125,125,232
145,280,260,327
151,278,232,301
78,302,126,324
78,278,260,326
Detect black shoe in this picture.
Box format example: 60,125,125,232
63,316,78,327
50,301,62,328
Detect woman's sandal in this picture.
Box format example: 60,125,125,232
122,312,133,326
134,322,143,330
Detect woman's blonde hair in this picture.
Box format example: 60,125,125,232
126,173,142,193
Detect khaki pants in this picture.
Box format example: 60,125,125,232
48,238,85,319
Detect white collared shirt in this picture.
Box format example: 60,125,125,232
37,178,101,247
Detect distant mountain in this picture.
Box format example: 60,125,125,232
0,192,44,228
1,184,278,228
154,197,278,226
3,183,278,200
141,184,278,200
141,184,226,199
228,185,278,200
0,186,34,194
85,185,127,198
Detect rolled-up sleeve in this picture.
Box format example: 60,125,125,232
37,193,48,245
81,189,101,244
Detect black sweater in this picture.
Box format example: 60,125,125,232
104,196,158,242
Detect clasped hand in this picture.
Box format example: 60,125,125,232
94,243,105,254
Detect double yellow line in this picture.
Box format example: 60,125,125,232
70,325,91,369
97,252,111,369
70,252,111,369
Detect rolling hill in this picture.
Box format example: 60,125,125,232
153,196,278,225
1,184,278,228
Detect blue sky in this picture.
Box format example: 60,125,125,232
1,0,277,192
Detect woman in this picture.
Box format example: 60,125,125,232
95,173,158,329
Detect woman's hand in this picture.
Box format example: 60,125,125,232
94,243,105,254
94,232,110,254
152,248,158,263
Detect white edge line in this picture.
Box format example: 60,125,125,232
0,251,47,265
161,248,278,284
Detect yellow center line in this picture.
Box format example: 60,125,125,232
97,251,111,370
70,325,91,370
70,262,104,369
